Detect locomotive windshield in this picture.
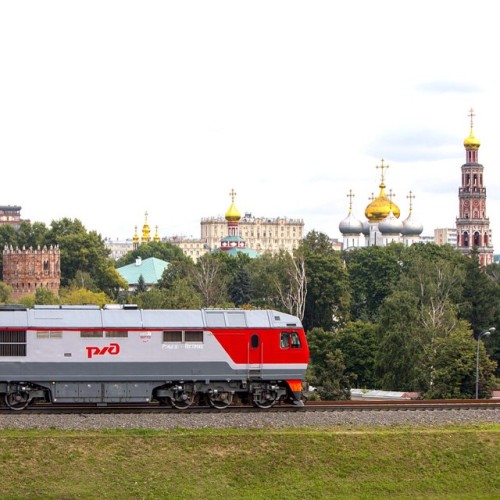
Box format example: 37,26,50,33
280,332,301,349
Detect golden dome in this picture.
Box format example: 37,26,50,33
464,128,480,150
225,189,241,222
464,108,480,150
132,226,139,244
365,183,400,222
141,211,151,243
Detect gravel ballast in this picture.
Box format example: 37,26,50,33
1,408,499,430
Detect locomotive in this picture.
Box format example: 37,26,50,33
0,305,309,410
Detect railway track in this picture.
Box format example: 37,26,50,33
2,398,499,414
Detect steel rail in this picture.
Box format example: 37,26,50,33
1,399,499,415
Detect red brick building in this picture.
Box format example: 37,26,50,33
2,245,60,300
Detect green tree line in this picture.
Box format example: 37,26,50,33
1,221,498,399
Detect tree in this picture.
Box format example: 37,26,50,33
229,261,252,307
60,287,110,307
69,271,97,291
193,253,232,307
333,321,378,389
374,291,423,391
309,349,351,400
156,258,202,309
460,248,500,336
0,282,12,304
273,250,307,320
424,321,497,399
135,275,147,294
44,218,125,298
343,244,403,322
33,287,59,305
115,241,187,268
301,231,350,331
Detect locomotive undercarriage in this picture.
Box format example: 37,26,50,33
1,379,299,410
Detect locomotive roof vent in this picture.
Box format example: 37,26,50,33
103,304,138,310
60,305,100,310
0,304,28,311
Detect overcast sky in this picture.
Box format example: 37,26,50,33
1,1,500,249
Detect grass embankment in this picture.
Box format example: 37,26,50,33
0,424,499,499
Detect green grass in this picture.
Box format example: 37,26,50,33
0,424,498,499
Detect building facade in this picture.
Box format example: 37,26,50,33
2,245,60,300
434,228,457,247
201,213,304,254
0,205,29,229
456,110,494,266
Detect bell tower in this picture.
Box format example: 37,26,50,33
456,109,494,266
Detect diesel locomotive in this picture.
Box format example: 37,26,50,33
0,305,309,410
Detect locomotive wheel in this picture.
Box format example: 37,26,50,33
170,391,195,409
4,391,30,411
208,391,233,409
251,390,278,409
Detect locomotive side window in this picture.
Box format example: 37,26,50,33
280,332,302,349
0,330,27,357
80,330,104,338
105,331,128,338
184,331,203,343
36,331,63,339
251,334,259,348
80,330,128,338
164,331,182,343
163,331,204,343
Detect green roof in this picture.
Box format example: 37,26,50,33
116,257,169,285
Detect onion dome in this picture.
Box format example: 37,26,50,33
225,189,241,222
365,182,400,222
464,128,480,150
141,211,151,243
378,210,403,234
361,221,370,236
402,210,423,236
339,211,363,235
132,226,139,246
464,108,480,150
401,191,423,236
153,225,160,243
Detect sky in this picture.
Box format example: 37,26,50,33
2,1,500,249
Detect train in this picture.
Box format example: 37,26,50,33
0,305,309,410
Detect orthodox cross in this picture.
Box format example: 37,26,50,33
388,188,396,210
229,188,237,202
347,189,355,211
468,107,475,128
376,158,389,184
407,191,416,212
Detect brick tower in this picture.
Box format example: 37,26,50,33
456,109,494,266
2,245,61,300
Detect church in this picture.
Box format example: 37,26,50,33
339,159,423,249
